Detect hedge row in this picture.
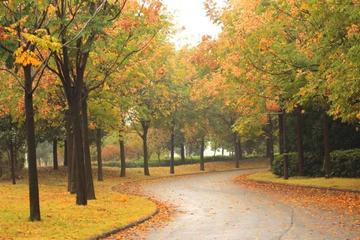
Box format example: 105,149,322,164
272,148,360,178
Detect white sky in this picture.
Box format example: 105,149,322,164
162,0,224,48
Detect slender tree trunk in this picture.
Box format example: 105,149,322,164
323,112,330,178
157,152,161,166
200,138,205,171
233,134,240,168
267,114,274,166
119,136,126,177
96,128,103,181
170,128,175,174
222,148,224,156
278,112,284,154
24,65,41,221
141,121,150,176
180,143,185,164
266,138,271,158
53,139,58,170
213,144,217,157
64,140,68,167
81,99,95,199
295,108,304,176
281,112,289,180
237,135,242,164
9,141,16,185
70,91,87,205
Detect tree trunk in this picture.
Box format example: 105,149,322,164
70,91,87,205
64,140,68,167
213,144,217,157
237,135,242,165
222,148,224,156
119,136,126,177
180,143,185,164
295,108,304,176
96,128,103,181
65,115,76,193
200,138,205,171
141,121,150,176
233,134,240,168
323,112,331,178
9,141,16,185
170,128,175,174
70,133,77,194
281,112,289,180
157,152,161,166
24,65,41,221
81,99,95,199
53,139,58,170
278,112,284,154
267,114,274,166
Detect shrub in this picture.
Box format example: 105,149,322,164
330,148,360,177
272,152,323,177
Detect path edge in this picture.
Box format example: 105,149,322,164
89,207,159,240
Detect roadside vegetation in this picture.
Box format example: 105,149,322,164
247,171,360,192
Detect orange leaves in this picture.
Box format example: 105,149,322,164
0,26,9,41
346,24,359,38
265,100,280,112
113,18,140,33
236,174,360,217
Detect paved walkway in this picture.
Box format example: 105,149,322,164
143,170,359,240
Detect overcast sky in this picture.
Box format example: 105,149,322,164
162,0,224,48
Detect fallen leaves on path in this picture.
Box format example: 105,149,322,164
235,175,360,233
105,182,174,240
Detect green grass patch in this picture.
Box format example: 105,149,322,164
248,171,360,191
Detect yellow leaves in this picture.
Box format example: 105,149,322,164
259,37,272,51
22,32,62,51
3,26,17,37
103,82,111,91
14,46,41,66
47,4,57,16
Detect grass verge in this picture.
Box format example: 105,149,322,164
247,171,360,191
0,170,156,240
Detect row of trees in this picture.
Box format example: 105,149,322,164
197,0,359,178
0,0,359,223
0,0,169,221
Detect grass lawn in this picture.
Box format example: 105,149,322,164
0,158,266,240
0,169,157,240
248,171,360,191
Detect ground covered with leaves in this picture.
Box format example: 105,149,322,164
0,168,157,240
0,159,265,240
235,174,360,234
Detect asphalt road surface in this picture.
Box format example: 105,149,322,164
143,170,359,240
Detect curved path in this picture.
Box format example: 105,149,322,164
142,169,359,240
